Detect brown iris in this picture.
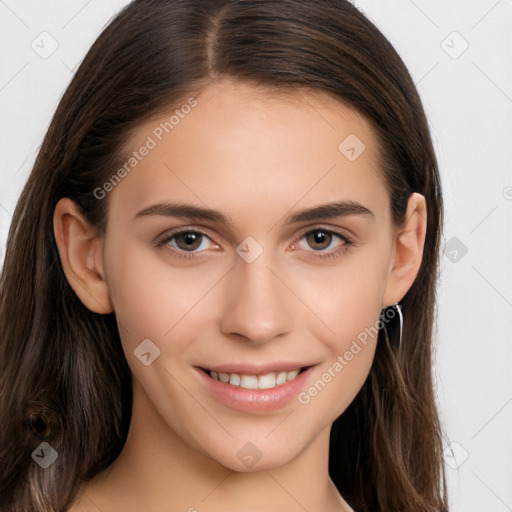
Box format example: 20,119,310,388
175,232,202,251
305,230,332,250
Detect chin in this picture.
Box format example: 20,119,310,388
201,437,305,474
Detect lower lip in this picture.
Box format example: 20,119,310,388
196,367,314,412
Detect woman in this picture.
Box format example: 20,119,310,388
0,0,447,510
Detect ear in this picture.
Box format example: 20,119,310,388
53,198,113,314
382,192,427,306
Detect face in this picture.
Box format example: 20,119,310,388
99,79,396,471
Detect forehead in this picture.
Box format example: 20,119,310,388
107,79,389,228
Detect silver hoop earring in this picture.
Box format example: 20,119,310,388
394,302,403,350
382,302,403,351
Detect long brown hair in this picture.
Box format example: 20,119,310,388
0,1,446,510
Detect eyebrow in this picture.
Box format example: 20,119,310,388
134,200,375,224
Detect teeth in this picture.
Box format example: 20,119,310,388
287,369,299,380
258,373,276,389
229,373,240,386
208,369,302,389
240,375,258,389
276,371,287,385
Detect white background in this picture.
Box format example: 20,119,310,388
1,1,511,510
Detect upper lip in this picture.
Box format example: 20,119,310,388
198,362,315,376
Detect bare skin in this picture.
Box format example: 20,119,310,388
55,79,426,512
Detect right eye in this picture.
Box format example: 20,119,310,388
156,229,218,254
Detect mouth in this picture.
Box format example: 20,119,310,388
196,364,315,411
200,367,309,390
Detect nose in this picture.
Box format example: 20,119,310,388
219,253,294,345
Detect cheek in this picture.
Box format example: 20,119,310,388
293,246,389,345
104,239,226,354
291,250,388,414
294,278,383,424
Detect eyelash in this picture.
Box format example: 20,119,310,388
154,227,354,261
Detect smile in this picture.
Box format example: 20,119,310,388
196,365,314,411
208,369,302,390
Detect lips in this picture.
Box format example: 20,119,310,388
196,364,315,412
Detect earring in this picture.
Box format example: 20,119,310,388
394,302,403,350
382,302,403,351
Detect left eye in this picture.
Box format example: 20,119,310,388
298,229,348,252
163,231,214,252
